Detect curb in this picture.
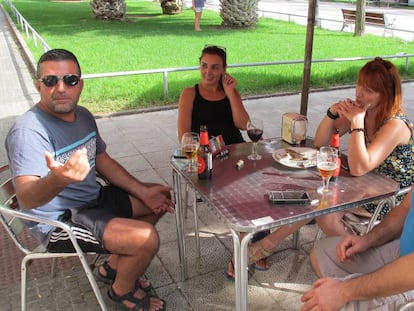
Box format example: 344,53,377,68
0,4,37,79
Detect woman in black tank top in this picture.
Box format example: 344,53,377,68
177,45,250,145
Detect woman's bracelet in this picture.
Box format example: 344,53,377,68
348,128,364,134
326,108,339,120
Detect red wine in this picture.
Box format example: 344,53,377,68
247,128,263,142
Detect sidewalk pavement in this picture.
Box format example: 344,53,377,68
1,1,414,310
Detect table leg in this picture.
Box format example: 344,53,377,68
192,190,201,259
231,230,253,311
173,169,188,280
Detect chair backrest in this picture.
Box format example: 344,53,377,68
342,186,412,235
0,164,24,237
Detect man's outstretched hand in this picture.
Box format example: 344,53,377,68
45,148,90,184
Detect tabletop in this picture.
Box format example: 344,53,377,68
171,138,400,233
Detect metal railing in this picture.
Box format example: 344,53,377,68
4,0,50,52
257,9,414,36
4,0,414,99
81,54,414,99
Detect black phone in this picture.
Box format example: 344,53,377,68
268,190,311,205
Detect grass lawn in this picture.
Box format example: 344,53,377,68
4,0,414,113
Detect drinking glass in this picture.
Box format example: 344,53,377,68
247,119,264,160
181,132,200,173
316,146,338,194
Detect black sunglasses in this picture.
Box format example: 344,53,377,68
38,74,81,87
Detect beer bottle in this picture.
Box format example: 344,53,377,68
330,128,341,181
198,125,212,180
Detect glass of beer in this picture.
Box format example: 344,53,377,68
181,132,200,173
316,146,338,194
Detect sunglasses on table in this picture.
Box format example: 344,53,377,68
38,74,81,87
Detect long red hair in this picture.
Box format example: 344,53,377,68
357,57,404,133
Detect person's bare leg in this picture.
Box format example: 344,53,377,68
316,211,351,236
227,219,311,277
100,189,169,292
309,247,323,277
103,218,164,310
194,12,201,31
249,219,312,263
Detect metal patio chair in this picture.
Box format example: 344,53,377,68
398,300,414,311
0,164,107,311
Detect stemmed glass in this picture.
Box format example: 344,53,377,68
247,119,264,160
181,132,200,173
316,146,338,194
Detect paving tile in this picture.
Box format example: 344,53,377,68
1,2,414,310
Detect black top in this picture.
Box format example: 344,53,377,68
190,84,244,145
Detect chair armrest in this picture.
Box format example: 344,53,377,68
0,205,84,254
398,300,414,311
0,206,71,231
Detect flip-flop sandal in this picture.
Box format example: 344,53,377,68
95,261,154,293
225,260,235,281
253,257,270,271
225,259,254,281
108,286,166,311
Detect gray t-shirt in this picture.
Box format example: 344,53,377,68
5,105,106,240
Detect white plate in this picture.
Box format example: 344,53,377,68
272,147,317,168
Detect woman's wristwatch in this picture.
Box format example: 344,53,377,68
326,108,339,120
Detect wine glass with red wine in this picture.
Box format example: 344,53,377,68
247,119,264,160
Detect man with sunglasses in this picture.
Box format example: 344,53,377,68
5,49,170,311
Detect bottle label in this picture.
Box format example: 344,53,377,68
197,155,206,174
332,158,341,180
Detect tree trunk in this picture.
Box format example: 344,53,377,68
160,0,183,15
355,0,366,36
90,0,126,20
220,0,259,29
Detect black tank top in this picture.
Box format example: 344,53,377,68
190,84,244,145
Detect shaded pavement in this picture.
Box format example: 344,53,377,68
1,1,414,310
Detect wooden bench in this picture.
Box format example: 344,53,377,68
341,8,396,36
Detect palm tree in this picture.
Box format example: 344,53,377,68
354,0,366,36
220,0,259,28
90,0,126,20
160,0,183,15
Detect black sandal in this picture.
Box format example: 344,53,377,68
95,261,154,293
108,286,166,311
